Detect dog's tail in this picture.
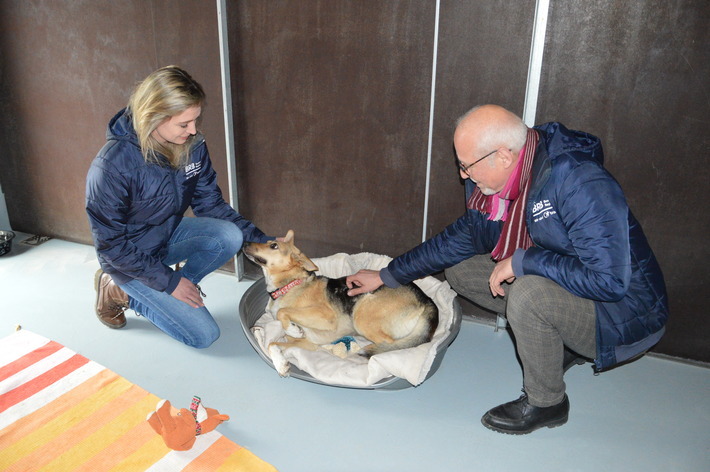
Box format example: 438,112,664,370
359,300,439,358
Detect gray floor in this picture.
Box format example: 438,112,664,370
1,234,708,472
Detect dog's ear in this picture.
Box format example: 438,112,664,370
296,253,319,272
284,230,295,243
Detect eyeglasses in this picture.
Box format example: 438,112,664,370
457,149,498,174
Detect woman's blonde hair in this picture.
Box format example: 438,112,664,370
128,66,205,168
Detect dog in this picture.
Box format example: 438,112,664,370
243,230,438,368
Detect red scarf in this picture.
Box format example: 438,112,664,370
466,128,539,261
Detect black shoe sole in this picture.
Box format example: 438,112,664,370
480,414,569,435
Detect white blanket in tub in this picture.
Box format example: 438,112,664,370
250,252,457,387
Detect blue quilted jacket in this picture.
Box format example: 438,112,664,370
383,122,669,371
86,108,268,294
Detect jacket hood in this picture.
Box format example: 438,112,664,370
106,108,139,145
535,122,604,166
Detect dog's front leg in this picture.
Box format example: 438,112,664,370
267,342,291,377
271,336,320,352
268,336,321,377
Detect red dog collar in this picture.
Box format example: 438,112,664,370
270,279,303,299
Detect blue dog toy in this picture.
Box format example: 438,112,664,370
332,336,356,351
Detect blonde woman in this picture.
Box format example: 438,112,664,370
86,66,269,348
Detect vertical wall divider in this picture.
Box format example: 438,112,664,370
522,0,550,126
216,0,244,279
421,0,441,243
0,184,11,231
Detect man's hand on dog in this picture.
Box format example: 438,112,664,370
346,269,384,296
172,277,205,308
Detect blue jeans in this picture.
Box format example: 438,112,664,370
119,217,243,348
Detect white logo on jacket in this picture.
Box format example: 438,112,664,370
184,162,202,179
532,199,556,222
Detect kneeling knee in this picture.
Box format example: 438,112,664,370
187,326,220,349
227,227,244,254
506,277,539,325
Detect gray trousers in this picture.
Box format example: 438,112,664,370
444,255,597,407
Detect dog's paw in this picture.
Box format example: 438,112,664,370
321,342,348,358
284,323,303,338
268,344,291,377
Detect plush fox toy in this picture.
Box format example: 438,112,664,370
146,396,230,451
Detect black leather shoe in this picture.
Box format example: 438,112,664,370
481,393,569,435
563,348,587,372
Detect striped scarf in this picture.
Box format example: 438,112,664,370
466,128,539,261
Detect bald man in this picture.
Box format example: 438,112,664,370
347,105,668,435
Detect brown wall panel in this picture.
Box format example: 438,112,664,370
0,0,227,245
537,0,710,361
427,1,536,238
228,1,436,266
0,1,707,362
424,1,536,323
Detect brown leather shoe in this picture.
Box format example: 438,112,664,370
94,269,129,329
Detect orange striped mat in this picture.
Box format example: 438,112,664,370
0,330,277,472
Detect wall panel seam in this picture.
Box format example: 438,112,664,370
217,0,244,278
522,0,550,126
422,0,441,243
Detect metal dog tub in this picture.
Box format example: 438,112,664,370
239,277,462,390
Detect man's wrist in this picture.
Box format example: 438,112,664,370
511,248,526,277
380,267,401,288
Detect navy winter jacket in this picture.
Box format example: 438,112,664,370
86,108,269,294
382,122,669,371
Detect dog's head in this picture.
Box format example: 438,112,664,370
243,230,318,288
